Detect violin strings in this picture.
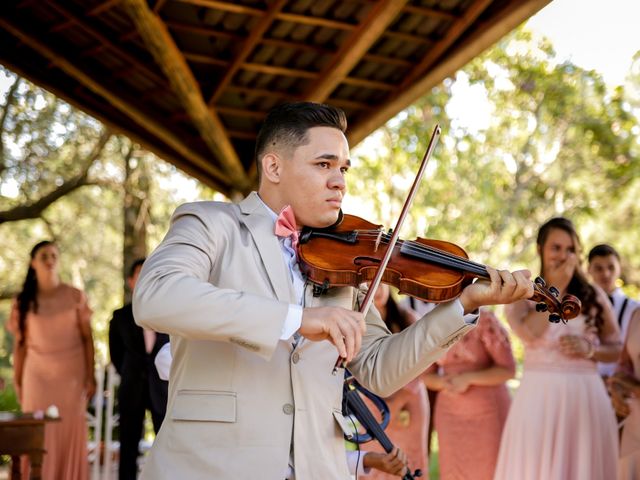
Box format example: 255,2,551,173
340,231,480,270
345,229,489,277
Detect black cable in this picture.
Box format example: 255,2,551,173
348,413,361,480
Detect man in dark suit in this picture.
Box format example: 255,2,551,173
109,258,169,480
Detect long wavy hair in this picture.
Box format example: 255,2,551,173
16,240,56,346
536,218,603,333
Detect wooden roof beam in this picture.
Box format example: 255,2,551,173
174,0,356,30
225,62,397,90
348,0,553,146
207,0,288,105
276,13,356,31
358,0,458,20
399,0,493,90
241,63,318,79
174,0,264,16
220,86,373,111
383,30,433,44
215,106,265,119
261,38,334,55
48,0,125,33
228,129,258,140
45,1,168,88
402,4,458,21
362,53,413,68
122,0,249,191
183,52,229,67
87,0,124,16
153,0,168,13
180,32,411,69
165,21,335,56
224,85,294,100
304,0,408,103
328,98,374,111
0,17,230,189
165,20,243,41
340,77,395,91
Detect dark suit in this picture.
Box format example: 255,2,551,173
109,303,169,480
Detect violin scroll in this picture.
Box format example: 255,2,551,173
531,277,581,323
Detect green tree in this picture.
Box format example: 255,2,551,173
350,28,640,281
0,67,219,378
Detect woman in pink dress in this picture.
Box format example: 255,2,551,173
494,217,621,480
422,309,515,480
609,308,640,479
7,240,96,480
364,284,429,480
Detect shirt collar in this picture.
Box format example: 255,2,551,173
611,288,624,301
256,193,278,223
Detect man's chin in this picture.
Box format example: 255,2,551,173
303,213,340,229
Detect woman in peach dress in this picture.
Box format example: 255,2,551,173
609,308,640,479
494,217,621,480
422,309,515,480
7,240,96,480
365,284,428,480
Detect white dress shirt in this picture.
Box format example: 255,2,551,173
256,196,305,341
598,288,640,377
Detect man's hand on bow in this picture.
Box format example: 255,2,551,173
300,307,366,363
459,267,533,314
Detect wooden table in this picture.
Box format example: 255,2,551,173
0,412,59,480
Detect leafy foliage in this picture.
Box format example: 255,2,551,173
0,67,216,372
351,28,640,285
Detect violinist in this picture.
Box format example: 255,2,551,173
132,102,534,480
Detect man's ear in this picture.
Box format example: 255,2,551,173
261,152,282,184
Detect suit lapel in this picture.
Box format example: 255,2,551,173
239,193,297,304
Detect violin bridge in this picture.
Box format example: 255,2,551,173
374,230,383,252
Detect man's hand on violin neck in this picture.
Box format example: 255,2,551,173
299,307,366,363
459,267,534,314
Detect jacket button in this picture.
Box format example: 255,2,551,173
292,353,300,364
283,403,294,415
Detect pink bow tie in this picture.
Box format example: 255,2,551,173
275,205,299,252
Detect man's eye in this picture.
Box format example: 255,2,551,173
340,167,349,174
318,162,329,168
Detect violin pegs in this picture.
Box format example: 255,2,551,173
549,313,562,323
534,276,546,287
549,286,560,297
535,303,548,313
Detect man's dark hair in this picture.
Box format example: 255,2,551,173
588,244,620,263
129,258,146,277
254,102,347,179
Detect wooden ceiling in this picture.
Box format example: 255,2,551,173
0,0,550,197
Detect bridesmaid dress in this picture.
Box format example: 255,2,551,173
8,284,91,480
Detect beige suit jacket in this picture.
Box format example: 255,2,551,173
133,192,474,479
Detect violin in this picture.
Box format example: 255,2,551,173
298,213,581,323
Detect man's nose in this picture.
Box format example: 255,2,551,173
328,170,346,190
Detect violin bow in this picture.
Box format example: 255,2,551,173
333,124,441,373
